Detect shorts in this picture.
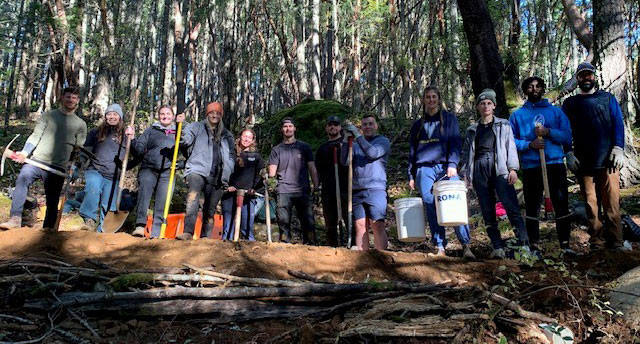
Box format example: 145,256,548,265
352,189,387,221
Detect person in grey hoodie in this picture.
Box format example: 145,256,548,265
78,104,133,232
461,89,529,259
130,105,185,238
176,101,235,240
342,114,390,251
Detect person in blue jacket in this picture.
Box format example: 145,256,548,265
408,86,475,259
510,76,573,253
562,62,627,251
342,114,390,251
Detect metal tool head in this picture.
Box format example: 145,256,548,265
1,134,20,176
65,142,98,162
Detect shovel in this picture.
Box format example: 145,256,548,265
333,146,346,246
233,189,247,242
158,119,184,239
103,93,139,233
346,136,354,248
263,173,272,243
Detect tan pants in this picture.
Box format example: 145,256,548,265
579,169,622,247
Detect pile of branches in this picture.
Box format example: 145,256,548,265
0,254,559,343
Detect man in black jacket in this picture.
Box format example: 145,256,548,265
315,116,348,247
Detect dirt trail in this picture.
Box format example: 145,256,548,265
0,228,509,285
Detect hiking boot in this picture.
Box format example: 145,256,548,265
0,216,22,230
41,227,56,233
176,232,193,241
428,246,446,257
462,245,476,260
490,248,506,259
79,218,97,231
131,226,145,237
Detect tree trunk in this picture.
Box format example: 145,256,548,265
295,0,309,100
592,0,639,186
173,0,188,114
310,0,321,99
504,0,520,95
457,0,508,117
162,0,175,105
3,0,26,134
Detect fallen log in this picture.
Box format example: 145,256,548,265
183,263,306,287
27,281,448,309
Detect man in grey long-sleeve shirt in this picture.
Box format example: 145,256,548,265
342,114,390,251
0,87,87,231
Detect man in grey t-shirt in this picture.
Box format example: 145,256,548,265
268,117,319,244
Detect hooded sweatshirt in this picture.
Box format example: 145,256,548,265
509,99,572,169
341,135,390,191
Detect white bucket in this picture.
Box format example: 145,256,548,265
433,180,469,226
394,197,426,242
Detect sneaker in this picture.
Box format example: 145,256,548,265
490,248,506,259
462,245,476,260
79,218,97,231
131,226,145,237
562,248,578,256
176,232,193,241
0,216,22,230
428,246,446,257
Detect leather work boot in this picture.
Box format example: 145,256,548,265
0,216,22,230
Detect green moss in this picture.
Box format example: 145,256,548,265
258,99,355,154
110,273,154,291
504,80,522,112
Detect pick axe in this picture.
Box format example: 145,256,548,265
1,134,66,178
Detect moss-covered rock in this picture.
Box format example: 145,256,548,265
257,99,355,154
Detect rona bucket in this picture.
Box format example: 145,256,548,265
394,197,426,242
433,180,468,226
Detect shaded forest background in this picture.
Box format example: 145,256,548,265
0,0,639,183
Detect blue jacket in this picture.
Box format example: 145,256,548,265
407,110,463,180
509,99,572,169
341,135,390,191
181,120,235,186
562,90,625,171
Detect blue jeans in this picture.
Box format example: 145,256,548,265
221,192,256,241
416,164,471,248
79,170,118,233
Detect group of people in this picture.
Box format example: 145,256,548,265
0,61,629,258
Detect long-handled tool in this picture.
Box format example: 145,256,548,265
53,147,86,232
263,172,272,243
333,146,346,246
233,189,247,241
101,133,126,231
159,117,184,239
1,135,66,178
103,96,138,233
346,136,354,248
535,121,554,219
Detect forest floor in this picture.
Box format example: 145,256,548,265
1,119,640,343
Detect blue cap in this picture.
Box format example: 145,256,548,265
576,62,595,75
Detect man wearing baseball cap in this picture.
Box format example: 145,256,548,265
315,115,349,246
510,76,573,254
268,117,319,244
562,62,628,251
177,101,235,240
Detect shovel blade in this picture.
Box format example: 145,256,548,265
102,211,129,233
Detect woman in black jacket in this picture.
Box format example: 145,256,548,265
221,129,264,241
130,106,184,238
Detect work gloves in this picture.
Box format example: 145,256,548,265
565,151,580,173
343,124,361,139
609,146,625,171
